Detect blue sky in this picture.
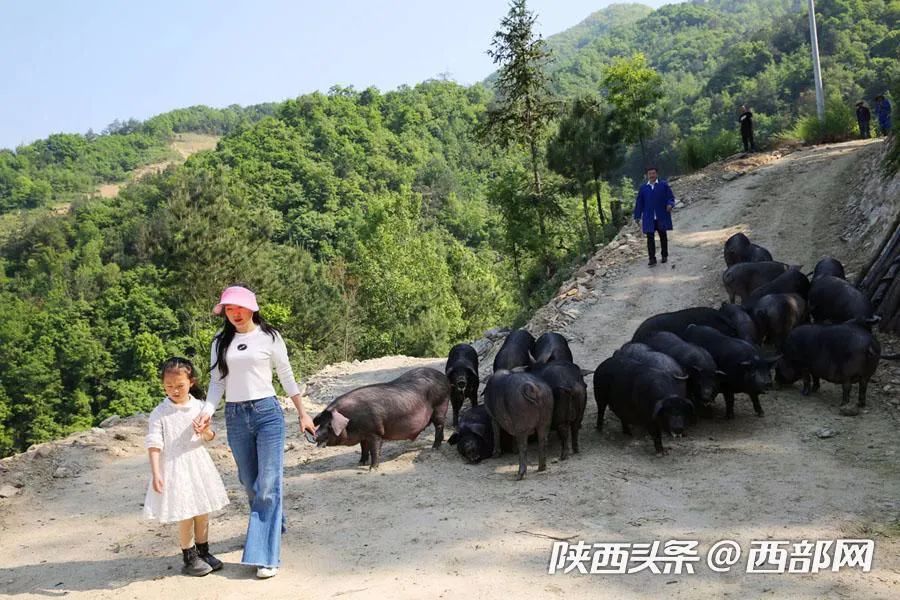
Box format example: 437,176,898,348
0,1,673,149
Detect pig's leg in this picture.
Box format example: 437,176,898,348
359,440,370,466
651,425,666,456
621,419,633,436
750,392,765,417
537,426,548,472
724,389,736,419
468,385,478,409
491,418,503,458
515,433,529,481
839,382,859,416
570,422,580,454
858,378,868,408
801,372,812,395
432,400,447,449
595,397,607,431
812,375,821,392
432,422,445,449
557,422,569,461
729,290,735,304
369,436,384,470
451,396,461,428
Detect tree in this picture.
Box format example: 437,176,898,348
547,95,624,245
602,53,663,166
481,0,558,262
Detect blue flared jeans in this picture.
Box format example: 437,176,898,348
225,396,285,568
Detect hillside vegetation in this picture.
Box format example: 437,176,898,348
0,0,897,456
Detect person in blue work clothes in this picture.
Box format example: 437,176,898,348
633,166,676,267
875,95,892,136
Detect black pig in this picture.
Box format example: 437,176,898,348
526,361,587,460
593,354,694,456
683,325,778,419
533,332,574,364
720,303,760,344
775,323,900,416
808,276,876,327
632,307,739,342
722,261,791,303
484,370,553,480
751,293,807,349
493,329,535,372
743,268,810,311
724,232,773,266
445,343,479,427
812,257,846,280
643,331,721,406
448,405,516,463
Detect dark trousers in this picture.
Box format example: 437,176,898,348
859,120,870,139
741,129,754,151
646,221,668,261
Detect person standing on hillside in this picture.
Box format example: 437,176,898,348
739,105,755,152
855,101,871,139
875,95,892,136
194,285,316,579
634,166,675,267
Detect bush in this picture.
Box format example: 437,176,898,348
678,130,739,172
787,99,857,145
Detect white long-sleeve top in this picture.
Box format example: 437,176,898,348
202,327,304,416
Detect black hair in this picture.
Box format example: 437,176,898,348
211,310,279,379
645,166,658,173
159,356,205,398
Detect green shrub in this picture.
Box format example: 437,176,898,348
787,99,857,145
678,130,739,171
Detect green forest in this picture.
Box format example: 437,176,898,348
0,0,897,456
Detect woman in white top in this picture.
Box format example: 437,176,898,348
194,285,315,578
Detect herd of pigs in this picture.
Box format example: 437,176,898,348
312,232,899,480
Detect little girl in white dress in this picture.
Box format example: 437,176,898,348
144,357,230,576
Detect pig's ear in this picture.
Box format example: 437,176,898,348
764,354,782,366
715,370,728,379
510,366,528,373
448,433,459,446
329,410,350,436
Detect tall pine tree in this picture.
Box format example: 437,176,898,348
481,0,557,270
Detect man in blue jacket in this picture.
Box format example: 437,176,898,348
875,95,892,136
633,166,675,267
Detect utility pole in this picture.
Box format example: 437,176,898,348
808,0,825,120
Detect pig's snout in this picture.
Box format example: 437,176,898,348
314,426,330,447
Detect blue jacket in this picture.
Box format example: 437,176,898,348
633,180,675,234
876,99,892,129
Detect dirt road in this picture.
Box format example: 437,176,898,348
2,140,898,599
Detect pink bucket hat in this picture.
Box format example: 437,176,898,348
213,286,259,315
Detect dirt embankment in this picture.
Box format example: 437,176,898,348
2,139,899,600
